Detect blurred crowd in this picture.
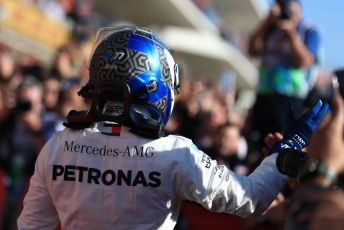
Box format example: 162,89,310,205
0,0,343,230
0,1,94,229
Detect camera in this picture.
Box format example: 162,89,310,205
15,97,32,113
276,0,293,20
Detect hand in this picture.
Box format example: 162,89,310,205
276,19,296,35
262,132,283,156
21,110,42,133
307,93,344,174
268,2,296,34
269,100,329,154
263,193,289,226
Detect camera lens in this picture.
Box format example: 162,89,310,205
16,98,32,112
276,0,293,20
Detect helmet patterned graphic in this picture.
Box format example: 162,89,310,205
86,26,179,126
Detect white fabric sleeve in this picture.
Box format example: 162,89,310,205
177,142,287,217
17,140,59,230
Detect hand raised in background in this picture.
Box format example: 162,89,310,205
307,93,344,175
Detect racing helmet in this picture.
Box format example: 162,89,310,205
66,26,180,137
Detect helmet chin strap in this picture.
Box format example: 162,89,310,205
63,81,164,139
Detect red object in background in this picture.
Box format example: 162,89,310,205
180,201,244,230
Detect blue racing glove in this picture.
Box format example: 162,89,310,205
269,99,329,154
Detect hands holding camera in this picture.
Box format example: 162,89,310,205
20,110,42,133
267,2,297,34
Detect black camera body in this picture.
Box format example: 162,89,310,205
276,0,293,20
15,97,32,113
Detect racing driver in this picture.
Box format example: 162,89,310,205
18,27,329,229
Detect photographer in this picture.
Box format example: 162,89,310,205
0,76,44,229
1,75,63,229
248,0,322,153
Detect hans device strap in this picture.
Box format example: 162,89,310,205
63,81,163,139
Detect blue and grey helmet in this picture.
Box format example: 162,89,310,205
77,26,180,134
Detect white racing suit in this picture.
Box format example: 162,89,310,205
18,122,287,230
